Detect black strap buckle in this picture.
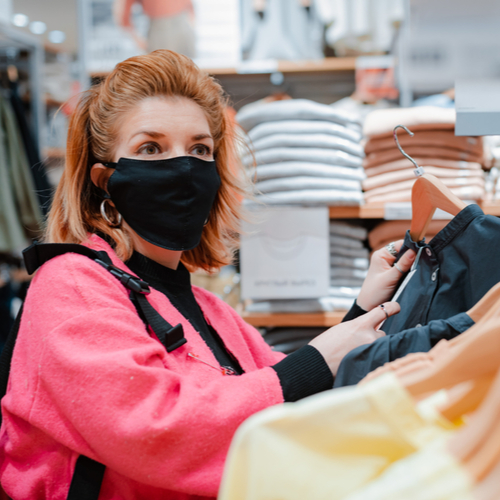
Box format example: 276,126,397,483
95,260,151,295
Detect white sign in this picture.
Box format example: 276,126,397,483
402,0,500,92
240,207,329,300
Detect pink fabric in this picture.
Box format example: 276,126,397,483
364,175,485,200
362,166,482,191
364,158,482,178
363,146,484,170
0,235,285,500
120,0,193,27
364,131,483,156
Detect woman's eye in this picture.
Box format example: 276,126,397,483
192,144,211,156
138,143,160,155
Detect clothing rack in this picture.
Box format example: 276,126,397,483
0,24,44,152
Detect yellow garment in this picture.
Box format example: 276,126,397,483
219,373,455,500
344,438,473,500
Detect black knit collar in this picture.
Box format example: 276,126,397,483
126,251,191,291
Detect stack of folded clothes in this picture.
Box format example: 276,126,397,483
329,221,368,289
236,98,366,206
246,221,368,315
362,106,486,204
368,220,449,253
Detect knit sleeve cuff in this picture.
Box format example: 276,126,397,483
342,300,367,323
272,345,334,402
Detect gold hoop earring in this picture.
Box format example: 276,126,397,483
100,199,122,227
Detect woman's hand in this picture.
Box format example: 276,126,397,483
356,240,416,312
309,301,401,376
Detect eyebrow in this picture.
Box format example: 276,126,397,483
130,131,213,141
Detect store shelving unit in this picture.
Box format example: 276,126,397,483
244,200,500,328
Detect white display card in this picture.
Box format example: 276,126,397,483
240,207,329,300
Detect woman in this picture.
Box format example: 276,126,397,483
0,50,414,499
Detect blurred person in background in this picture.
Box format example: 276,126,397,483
114,0,196,57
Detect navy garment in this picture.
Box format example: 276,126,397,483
335,204,500,387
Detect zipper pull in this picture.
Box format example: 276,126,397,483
187,352,236,376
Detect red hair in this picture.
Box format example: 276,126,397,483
45,50,248,271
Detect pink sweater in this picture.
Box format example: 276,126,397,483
0,235,285,499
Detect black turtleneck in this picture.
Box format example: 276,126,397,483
126,252,334,402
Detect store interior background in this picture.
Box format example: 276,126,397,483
2,0,500,355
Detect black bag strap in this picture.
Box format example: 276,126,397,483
0,241,188,500
22,241,187,353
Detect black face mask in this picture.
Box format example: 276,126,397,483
105,156,221,251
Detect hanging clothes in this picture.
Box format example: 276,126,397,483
335,204,500,387
8,80,52,215
218,372,456,500
0,93,42,253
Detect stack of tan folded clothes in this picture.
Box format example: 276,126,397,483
368,220,449,252
362,106,486,204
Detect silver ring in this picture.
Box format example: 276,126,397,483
379,304,389,320
385,242,398,257
393,262,404,274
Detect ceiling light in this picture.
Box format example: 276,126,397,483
12,13,29,27
29,21,47,35
48,30,66,44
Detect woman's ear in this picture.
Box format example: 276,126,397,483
90,163,113,192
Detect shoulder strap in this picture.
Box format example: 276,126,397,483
0,241,187,500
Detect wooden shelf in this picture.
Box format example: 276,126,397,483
91,57,357,79
329,204,385,219
242,310,346,327
329,202,500,220
207,57,357,76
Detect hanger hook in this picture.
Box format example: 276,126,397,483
393,125,424,177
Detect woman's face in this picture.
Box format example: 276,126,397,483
112,95,214,162
91,95,215,268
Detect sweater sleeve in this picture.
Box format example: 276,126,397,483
341,300,367,322
272,346,334,401
334,312,474,387
14,254,285,497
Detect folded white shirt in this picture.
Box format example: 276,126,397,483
253,162,366,182
248,120,362,143
254,189,363,206
330,222,368,241
331,247,370,259
329,286,362,298
237,98,362,132
331,256,369,269
331,267,368,279
244,147,363,169
330,278,366,287
330,234,365,249
255,176,361,194
250,133,364,158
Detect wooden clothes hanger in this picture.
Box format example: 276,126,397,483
392,125,467,242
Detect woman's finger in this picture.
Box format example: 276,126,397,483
362,301,401,329
393,248,416,274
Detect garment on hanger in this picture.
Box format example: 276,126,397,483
218,372,456,500
335,204,500,387
8,80,52,215
343,438,473,500
241,0,324,61
0,93,42,253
